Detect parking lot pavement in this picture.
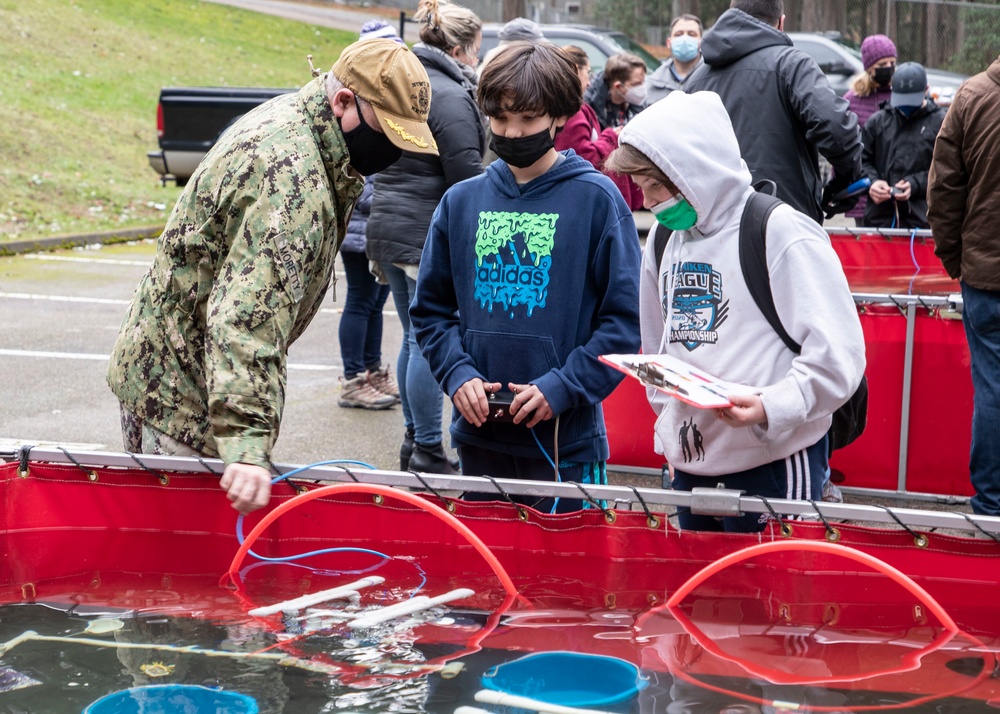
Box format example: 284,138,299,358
0,240,431,470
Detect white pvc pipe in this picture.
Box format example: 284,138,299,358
348,588,475,630
474,690,618,714
453,708,493,714
247,576,385,616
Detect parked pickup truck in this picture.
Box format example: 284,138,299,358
147,86,290,185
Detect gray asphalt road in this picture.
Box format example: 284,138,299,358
0,241,433,470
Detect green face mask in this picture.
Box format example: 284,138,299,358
651,193,698,231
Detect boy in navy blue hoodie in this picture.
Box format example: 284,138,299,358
410,41,642,512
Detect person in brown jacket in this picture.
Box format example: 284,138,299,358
927,55,1000,517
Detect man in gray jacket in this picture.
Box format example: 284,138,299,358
686,0,861,223
927,55,1000,517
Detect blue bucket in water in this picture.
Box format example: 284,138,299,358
481,650,647,707
85,684,259,714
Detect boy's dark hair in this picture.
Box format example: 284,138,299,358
478,41,582,119
603,53,647,86
670,13,703,34
731,0,783,25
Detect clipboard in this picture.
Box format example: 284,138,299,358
601,353,753,409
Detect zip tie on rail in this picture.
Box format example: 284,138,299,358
755,495,791,536
476,475,529,520
338,466,361,483
478,475,516,506
807,500,839,542
59,446,97,482
629,486,660,528
409,471,454,512
961,513,1000,543
878,505,929,547
571,482,614,521
125,452,170,485
195,456,221,475
16,445,33,477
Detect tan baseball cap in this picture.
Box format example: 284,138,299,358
333,38,438,155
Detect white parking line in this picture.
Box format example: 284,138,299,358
23,254,153,266
0,293,397,316
0,292,131,305
0,348,338,370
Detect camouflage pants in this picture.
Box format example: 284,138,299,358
119,404,206,457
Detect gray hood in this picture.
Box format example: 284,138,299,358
700,8,791,67
618,90,752,236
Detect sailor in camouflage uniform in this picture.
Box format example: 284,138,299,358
108,39,436,514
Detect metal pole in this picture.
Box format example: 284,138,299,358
897,301,917,492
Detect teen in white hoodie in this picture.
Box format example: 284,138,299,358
606,90,865,532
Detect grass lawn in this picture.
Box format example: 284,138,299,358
0,0,356,243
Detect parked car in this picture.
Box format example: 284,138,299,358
478,24,662,73
788,31,967,105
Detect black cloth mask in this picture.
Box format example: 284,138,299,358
490,125,554,169
873,65,895,87
339,94,402,176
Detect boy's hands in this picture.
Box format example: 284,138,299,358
453,379,554,428
454,378,502,427
716,393,767,429
507,382,553,428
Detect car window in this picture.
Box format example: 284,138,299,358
546,38,613,72
793,38,845,70
602,32,663,71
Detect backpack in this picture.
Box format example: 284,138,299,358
652,181,868,454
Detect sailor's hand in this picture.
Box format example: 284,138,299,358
220,462,272,514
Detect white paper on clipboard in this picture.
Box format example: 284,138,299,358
600,353,756,409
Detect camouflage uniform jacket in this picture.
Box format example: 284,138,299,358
108,76,362,467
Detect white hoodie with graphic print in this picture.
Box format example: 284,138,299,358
620,90,865,476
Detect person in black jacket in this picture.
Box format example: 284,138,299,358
685,0,862,224
366,0,485,474
861,62,945,229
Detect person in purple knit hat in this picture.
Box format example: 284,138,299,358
844,34,897,225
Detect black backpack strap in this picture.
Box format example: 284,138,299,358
739,191,802,354
652,222,672,268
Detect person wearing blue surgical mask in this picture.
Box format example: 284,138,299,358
647,14,704,105
859,62,946,229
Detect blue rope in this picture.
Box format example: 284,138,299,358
530,428,562,514
234,459,428,595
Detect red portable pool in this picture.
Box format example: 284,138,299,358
1,451,999,711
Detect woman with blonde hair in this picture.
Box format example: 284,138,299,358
366,0,485,473
843,34,897,224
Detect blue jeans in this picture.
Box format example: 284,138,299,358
381,262,444,445
339,251,389,379
670,436,828,533
961,282,1000,516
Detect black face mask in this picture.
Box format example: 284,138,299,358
490,125,554,169
339,95,402,176
873,65,895,86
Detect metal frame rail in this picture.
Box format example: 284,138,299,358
6,447,999,537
